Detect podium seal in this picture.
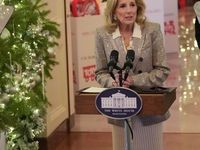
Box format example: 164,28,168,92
95,87,142,119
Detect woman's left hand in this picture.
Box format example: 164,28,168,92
112,71,133,88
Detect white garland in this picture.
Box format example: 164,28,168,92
6,109,46,150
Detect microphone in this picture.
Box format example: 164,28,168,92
123,50,135,81
107,50,119,80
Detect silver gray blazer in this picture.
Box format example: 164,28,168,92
94,21,171,126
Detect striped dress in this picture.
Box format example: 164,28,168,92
112,116,163,150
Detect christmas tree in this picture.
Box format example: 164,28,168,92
0,0,60,149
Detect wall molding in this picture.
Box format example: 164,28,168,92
35,113,75,150
35,118,69,150
70,113,75,129
50,105,67,122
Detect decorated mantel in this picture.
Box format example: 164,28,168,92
0,0,60,149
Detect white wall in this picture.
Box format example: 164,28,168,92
164,0,179,53
144,0,165,35
0,132,6,150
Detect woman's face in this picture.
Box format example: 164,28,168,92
114,0,137,27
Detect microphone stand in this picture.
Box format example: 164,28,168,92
113,66,133,150
115,66,123,87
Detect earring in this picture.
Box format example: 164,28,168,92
114,16,117,20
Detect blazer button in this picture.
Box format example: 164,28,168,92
139,57,143,62
138,70,142,74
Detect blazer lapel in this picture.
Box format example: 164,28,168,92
130,36,144,73
112,36,126,68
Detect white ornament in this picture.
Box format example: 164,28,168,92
0,93,10,104
43,30,50,36
15,74,23,84
47,47,55,58
34,75,41,83
5,88,10,94
26,66,31,71
26,84,31,90
30,81,36,88
9,87,17,94
22,72,28,78
0,28,11,39
29,77,34,83
37,69,42,74
41,60,46,67
34,64,41,70
47,47,54,54
32,53,36,59
48,36,54,43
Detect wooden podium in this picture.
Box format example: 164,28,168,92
75,87,176,115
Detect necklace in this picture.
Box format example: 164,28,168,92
123,37,130,48
125,41,129,48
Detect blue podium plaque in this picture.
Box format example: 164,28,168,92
95,87,143,119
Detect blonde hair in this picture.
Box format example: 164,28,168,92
104,0,147,33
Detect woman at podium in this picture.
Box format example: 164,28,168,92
94,0,170,149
